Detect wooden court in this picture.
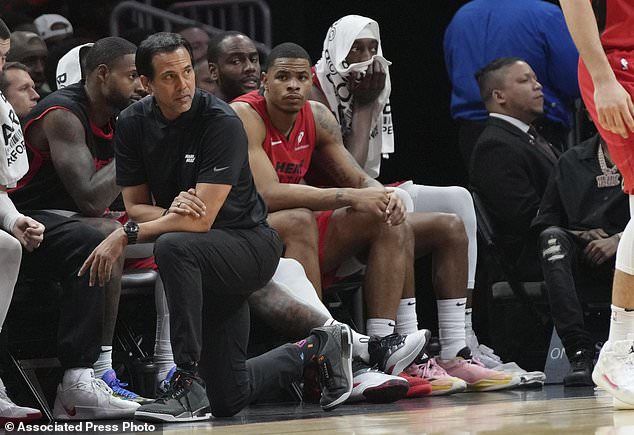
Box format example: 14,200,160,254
135,385,628,434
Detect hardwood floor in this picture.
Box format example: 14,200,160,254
139,385,627,434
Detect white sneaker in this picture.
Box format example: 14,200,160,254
592,338,634,409
0,378,42,423
53,368,140,420
466,333,545,387
348,359,409,403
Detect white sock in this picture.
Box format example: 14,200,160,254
464,307,473,332
93,346,112,379
63,368,92,387
154,278,176,382
325,318,371,363
366,318,395,337
395,298,418,335
438,298,467,360
465,307,477,338
609,304,634,342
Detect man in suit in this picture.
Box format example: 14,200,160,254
470,57,559,280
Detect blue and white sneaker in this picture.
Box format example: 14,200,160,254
101,369,152,404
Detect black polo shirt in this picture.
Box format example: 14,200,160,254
115,89,268,229
532,135,628,235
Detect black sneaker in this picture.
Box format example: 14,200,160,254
310,324,353,411
134,370,211,422
564,349,594,387
368,329,431,375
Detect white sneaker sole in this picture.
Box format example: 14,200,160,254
54,405,139,420
134,410,212,422
593,367,634,408
349,377,409,403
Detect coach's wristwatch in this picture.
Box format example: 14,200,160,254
123,221,139,245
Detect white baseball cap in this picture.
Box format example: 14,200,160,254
34,14,73,42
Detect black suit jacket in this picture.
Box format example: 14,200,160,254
469,116,558,262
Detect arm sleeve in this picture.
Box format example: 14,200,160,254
0,191,23,232
115,115,147,187
196,115,247,185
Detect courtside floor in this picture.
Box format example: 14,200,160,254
99,385,629,434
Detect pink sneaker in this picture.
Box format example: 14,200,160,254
405,358,466,396
437,348,520,392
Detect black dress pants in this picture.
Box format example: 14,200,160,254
154,223,303,417
19,211,105,369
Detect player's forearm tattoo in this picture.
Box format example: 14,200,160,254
314,103,345,143
314,103,371,188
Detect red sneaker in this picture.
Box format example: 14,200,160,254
398,371,433,398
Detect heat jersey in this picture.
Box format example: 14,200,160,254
9,83,117,211
233,90,317,184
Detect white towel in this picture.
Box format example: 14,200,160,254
0,92,28,188
56,43,93,89
314,15,394,178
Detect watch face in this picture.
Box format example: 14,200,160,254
125,221,139,233
124,221,139,244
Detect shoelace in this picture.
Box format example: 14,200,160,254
92,378,116,396
381,333,406,349
469,356,487,368
422,359,450,379
156,373,189,403
107,377,139,399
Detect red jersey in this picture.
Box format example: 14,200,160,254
601,0,634,52
234,90,316,184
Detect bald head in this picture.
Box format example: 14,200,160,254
208,31,260,102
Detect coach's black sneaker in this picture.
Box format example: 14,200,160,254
564,349,594,387
368,329,431,375
310,324,353,411
134,369,211,422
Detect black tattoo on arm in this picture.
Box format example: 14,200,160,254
312,102,378,188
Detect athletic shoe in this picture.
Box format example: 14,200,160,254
101,369,153,404
467,334,545,387
53,369,140,420
134,369,211,422
368,329,430,375
348,359,409,403
564,349,594,387
310,324,353,411
157,366,177,395
437,347,520,392
397,371,433,398
592,337,634,409
403,357,466,396
0,378,41,423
